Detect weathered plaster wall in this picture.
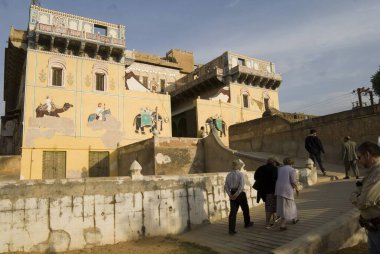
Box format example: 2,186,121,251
155,137,205,175
118,138,155,176
204,130,265,172
117,137,205,176
0,173,257,253
229,105,380,164
0,156,21,181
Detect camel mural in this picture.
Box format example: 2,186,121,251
133,107,163,134
36,96,73,118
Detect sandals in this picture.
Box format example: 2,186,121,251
292,219,300,224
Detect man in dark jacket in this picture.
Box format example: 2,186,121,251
305,129,327,176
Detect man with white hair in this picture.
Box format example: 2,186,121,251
224,159,254,235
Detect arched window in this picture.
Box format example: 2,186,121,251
48,57,66,87
241,88,250,108
92,64,108,92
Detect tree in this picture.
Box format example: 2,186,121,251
371,66,380,97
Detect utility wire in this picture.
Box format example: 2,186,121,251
286,92,352,112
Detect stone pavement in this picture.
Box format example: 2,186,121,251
177,162,362,254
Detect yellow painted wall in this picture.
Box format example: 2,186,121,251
229,83,280,112
196,83,279,145
21,50,171,179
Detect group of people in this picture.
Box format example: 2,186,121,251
224,138,380,253
305,128,361,179
224,157,299,235
255,157,299,230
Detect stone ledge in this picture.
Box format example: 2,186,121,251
270,209,366,254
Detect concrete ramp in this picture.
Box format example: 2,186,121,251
203,127,265,172
177,180,366,254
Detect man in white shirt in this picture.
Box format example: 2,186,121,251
224,159,253,235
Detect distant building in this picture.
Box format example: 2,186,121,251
1,5,282,179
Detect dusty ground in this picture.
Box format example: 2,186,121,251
66,240,366,254
7,237,366,254
8,237,218,254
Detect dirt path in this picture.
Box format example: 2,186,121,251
8,237,218,254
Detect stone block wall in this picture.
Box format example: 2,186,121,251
0,172,257,253
118,138,155,176
229,105,380,164
117,137,205,176
155,137,205,175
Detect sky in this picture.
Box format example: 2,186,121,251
0,0,380,116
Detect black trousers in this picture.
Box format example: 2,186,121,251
309,153,325,173
229,191,251,232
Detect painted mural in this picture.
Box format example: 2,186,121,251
206,115,226,137
88,103,111,122
133,107,163,134
86,104,124,148
35,96,73,117
209,86,230,102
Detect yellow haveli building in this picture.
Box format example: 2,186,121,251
1,5,282,179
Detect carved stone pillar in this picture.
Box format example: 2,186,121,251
50,36,55,52
79,42,85,57
129,160,143,180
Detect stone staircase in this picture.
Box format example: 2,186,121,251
176,159,366,254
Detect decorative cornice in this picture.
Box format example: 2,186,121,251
30,5,125,29
28,48,124,66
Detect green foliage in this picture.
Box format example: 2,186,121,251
371,66,380,97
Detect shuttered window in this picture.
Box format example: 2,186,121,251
160,79,165,92
96,73,105,91
42,151,66,179
52,67,63,86
243,94,249,108
89,151,110,177
142,76,148,87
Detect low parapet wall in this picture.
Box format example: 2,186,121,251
117,129,264,176
203,128,265,172
0,172,258,253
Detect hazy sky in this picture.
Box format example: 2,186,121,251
1,0,379,116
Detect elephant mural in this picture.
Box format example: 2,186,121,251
133,108,163,134
206,115,226,137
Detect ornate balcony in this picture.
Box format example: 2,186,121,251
228,65,282,90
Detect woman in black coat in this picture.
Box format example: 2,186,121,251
254,157,279,229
